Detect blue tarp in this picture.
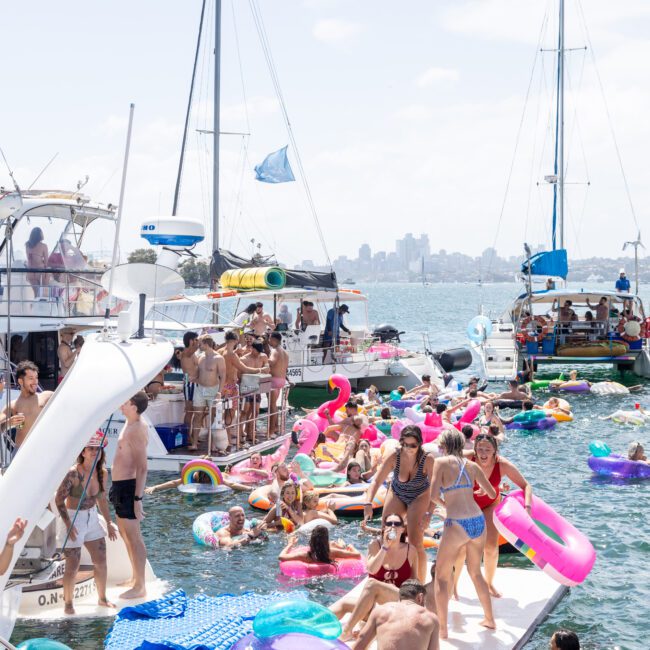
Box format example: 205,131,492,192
520,249,568,279
254,146,295,183
105,589,308,650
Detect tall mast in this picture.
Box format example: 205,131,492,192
557,0,565,250
213,0,221,252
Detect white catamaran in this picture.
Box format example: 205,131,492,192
470,0,650,382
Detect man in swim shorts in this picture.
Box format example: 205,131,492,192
180,332,199,429
268,332,289,437
110,391,149,599
190,334,226,452
354,579,439,650
240,340,269,442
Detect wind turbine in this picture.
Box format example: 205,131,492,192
623,232,644,295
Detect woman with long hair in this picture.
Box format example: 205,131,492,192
25,226,49,294
453,433,532,598
278,525,361,564
363,424,434,582
54,432,117,615
431,428,496,638
264,481,303,530
332,513,418,641
479,401,505,434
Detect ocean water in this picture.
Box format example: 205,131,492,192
12,281,650,649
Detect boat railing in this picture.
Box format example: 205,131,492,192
185,382,291,454
0,267,124,318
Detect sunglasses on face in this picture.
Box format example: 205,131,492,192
385,520,403,527
401,442,419,449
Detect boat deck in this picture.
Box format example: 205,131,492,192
341,565,568,650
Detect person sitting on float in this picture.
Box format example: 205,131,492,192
496,379,530,402
332,513,418,641
478,401,505,434
301,490,338,525
278,526,361,565
345,461,369,485
543,396,572,416
462,377,495,400
217,506,267,548
264,481,304,530
628,441,650,464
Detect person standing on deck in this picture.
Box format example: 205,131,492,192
615,269,631,293
268,332,289,438
240,340,270,443
0,360,53,451
190,335,226,453
295,300,320,330
250,302,275,336
180,332,199,430
586,296,609,323
109,391,149,599
323,304,351,361
57,329,78,382
219,331,270,451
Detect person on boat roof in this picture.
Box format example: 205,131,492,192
545,278,556,290
615,269,630,293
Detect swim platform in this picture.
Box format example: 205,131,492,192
104,588,308,650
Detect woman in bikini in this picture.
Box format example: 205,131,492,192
25,226,49,295
479,401,505,434
333,513,418,641
55,432,117,615
363,424,434,582
430,428,496,639
453,433,532,598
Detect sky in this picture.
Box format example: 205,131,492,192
2,0,650,267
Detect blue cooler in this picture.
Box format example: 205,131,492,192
155,423,189,450
526,341,539,354
541,336,555,354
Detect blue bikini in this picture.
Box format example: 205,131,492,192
440,459,486,539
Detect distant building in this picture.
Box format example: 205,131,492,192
396,233,430,269
359,243,371,261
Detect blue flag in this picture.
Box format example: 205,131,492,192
254,145,295,183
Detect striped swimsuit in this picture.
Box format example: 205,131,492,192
391,451,430,506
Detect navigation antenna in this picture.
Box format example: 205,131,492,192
622,233,644,296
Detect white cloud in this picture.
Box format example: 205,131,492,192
312,19,362,44
417,67,459,87
394,104,432,120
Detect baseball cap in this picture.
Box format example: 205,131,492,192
339,304,350,313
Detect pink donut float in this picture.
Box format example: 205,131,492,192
279,547,367,579
229,438,290,484
493,490,596,586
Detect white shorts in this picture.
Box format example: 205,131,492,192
63,507,106,549
193,384,220,408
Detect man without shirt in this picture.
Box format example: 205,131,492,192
250,302,275,336
109,391,149,599
180,332,199,429
240,340,270,442
190,334,226,452
496,379,530,402
268,332,289,437
0,360,54,451
295,300,320,330
353,579,439,650
216,505,266,548
219,331,269,450
57,329,77,382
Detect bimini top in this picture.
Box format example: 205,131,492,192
515,288,637,304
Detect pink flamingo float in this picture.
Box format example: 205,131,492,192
306,374,352,432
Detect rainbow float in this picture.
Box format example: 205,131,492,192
178,459,230,494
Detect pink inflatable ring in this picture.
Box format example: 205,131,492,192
493,490,596,587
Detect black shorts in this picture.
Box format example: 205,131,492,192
109,478,137,520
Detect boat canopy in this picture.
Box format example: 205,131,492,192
211,248,337,291
520,249,568,279
515,288,636,304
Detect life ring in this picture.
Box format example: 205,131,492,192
493,490,596,586
622,320,641,342
279,546,366,579
322,487,386,518
520,316,548,343
643,317,650,339
545,409,573,422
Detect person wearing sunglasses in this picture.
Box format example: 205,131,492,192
333,513,418,642
452,433,532,599
430,429,496,639
363,425,435,583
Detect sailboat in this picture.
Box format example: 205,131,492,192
469,0,650,381
421,257,430,287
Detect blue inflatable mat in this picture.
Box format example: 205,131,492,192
105,589,308,650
